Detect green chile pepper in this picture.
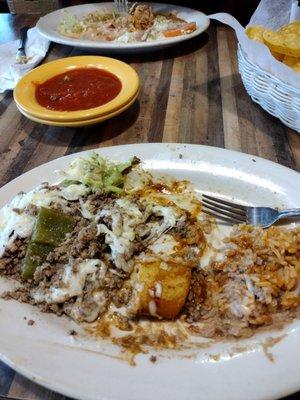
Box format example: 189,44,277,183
22,207,76,279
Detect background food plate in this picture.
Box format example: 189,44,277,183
36,2,210,53
0,143,299,400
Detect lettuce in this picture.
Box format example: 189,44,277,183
58,11,83,35
59,153,139,194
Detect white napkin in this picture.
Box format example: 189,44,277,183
209,0,300,89
250,0,300,29
0,27,50,93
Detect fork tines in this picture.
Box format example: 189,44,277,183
202,194,247,224
115,0,129,13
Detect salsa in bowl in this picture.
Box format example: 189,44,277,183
14,55,140,122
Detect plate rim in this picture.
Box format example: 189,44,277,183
1,143,299,191
0,143,299,400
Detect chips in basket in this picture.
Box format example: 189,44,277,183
278,21,300,35
245,25,265,42
282,55,300,72
246,21,300,73
263,31,300,57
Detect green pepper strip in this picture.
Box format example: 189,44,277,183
22,207,76,279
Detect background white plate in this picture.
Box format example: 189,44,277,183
36,2,210,53
0,143,300,400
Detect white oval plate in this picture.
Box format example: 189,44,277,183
0,143,300,400
36,2,210,53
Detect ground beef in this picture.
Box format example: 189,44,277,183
24,204,39,216
171,216,206,247
45,220,103,265
38,301,65,315
112,283,133,308
79,268,129,320
1,285,32,303
0,189,137,323
0,238,27,280
182,269,207,322
150,355,157,363
85,193,115,214
110,312,133,331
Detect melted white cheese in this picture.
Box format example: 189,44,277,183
142,204,178,244
0,204,35,257
152,204,177,226
70,290,107,322
79,198,95,220
56,158,87,183
148,234,178,255
97,223,132,271
116,32,136,43
154,282,162,298
96,199,146,271
60,184,89,201
0,184,90,257
116,198,144,219
165,193,200,215
149,300,157,316
123,169,152,192
0,188,55,256
32,259,102,304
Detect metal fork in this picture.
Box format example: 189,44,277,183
114,0,129,13
202,194,300,228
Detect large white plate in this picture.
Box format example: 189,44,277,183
0,143,300,400
36,2,210,53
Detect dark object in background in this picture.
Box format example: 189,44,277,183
15,26,29,63
193,0,261,25
7,0,60,14
64,0,261,25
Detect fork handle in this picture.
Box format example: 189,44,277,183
278,208,300,219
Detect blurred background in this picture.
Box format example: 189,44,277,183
2,0,260,25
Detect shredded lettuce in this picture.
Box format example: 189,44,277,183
58,11,83,35
58,153,139,195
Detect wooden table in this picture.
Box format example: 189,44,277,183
0,13,299,400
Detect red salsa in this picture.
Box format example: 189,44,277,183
35,67,122,111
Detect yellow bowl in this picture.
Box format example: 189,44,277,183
14,56,140,122
16,91,139,127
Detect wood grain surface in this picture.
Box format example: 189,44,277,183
0,13,299,400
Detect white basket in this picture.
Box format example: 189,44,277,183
237,45,300,133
